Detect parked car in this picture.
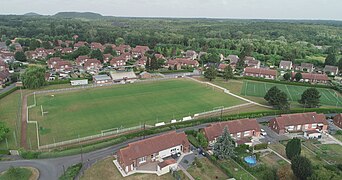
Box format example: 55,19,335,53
261,129,267,136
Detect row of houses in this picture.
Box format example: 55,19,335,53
115,112,331,177
0,59,10,86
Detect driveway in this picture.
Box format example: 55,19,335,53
179,146,205,169
259,125,289,143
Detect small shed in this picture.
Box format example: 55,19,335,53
70,79,88,86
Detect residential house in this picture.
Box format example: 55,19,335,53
185,50,198,60
297,63,314,72
13,43,22,51
61,48,73,54
54,61,73,72
47,57,62,69
120,52,132,62
166,60,181,70
291,72,329,84
166,58,199,68
110,57,126,67
155,54,165,60
135,56,147,68
54,46,63,52
0,70,10,87
75,56,90,66
132,46,150,58
93,74,112,84
46,49,55,55
244,67,277,80
245,59,260,68
0,52,15,62
83,59,102,72
103,54,112,63
217,63,229,72
116,131,190,175
0,60,9,71
114,45,131,55
35,48,47,58
227,55,240,64
25,51,38,60
110,70,137,83
279,60,293,70
333,114,342,129
203,118,261,147
269,112,328,136
324,65,339,76
90,42,104,51
73,41,87,50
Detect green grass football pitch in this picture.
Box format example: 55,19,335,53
28,79,245,145
241,81,342,106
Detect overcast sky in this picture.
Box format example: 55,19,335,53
1,0,341,20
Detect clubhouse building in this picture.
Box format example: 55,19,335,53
114,131,190,177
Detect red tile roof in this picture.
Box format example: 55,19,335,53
0,70,10,80
244,67,277,76
117,131,189,167
271,112,328,130
291,72,329,81
203,118,260,141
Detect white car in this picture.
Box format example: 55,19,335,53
261,129,267,136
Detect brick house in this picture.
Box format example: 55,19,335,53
218,63,229,72
0,60,9,71
61,48,73,54
269,112,328,135
166,58,199,68
132,46,150,58
155,54,165,60
203,118,261,147
244,57,260,68
114,45,131,55
83,59,102,71
291,72,329,84
54,61,73,72
116,131,190,174
324,65,339,76
0,70,10,86
35,48,47,58
47,57,62,69
90,42,104,51
279,60,293,70
297,63,314,72
75,55,90,66
25,51,39,60
110,57,126,67
244,67,277,79
135,56,147,68
73,41,87,50
103,54,112,63
333,114,342,129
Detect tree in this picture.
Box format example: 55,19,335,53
196,133,208,148
22,66,46,89
115,37,125,45
291,156,313,180
5,39,11,46
283,72,291,81
90,49,103,62
338,57,342,71
14,51,27,62
204,66,217,81
223,65,234,81
213,127,235,160
103,46,113,54
73,46,90,58
9,45,15,52
286,138,301,160
325,53,337,66
0,122,10,142
294,72,302,82
264,86,289,111
299,88,321,108
42,41,53,49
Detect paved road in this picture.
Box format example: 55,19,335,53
0,83,15,94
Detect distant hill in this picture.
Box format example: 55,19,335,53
23,12,41,16
53,12,103,19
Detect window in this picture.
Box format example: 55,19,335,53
304,124,309,129
287,126,294,131
297,125,301,130
138,156,146,164
312,124,317,128
237,132,241,138
244,131,250,137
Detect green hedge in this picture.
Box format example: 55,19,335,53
0,86,18,100
47,78,93,85
59,163,82,180
0,149,10,155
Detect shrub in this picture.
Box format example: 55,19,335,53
254,143,268,150
59,163,82,180
20,150,40,159
286,138,301,160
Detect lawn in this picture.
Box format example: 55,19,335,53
302,140,342,164
0,91,21,149
0,167,33,180
28,79,246,145
187,158,228,180
241,80,342,106
80,157,187,180
219,158,255,180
